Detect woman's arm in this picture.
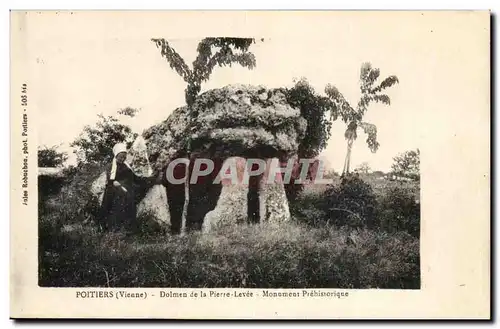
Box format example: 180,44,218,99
132,169,161,187
106,163,128,192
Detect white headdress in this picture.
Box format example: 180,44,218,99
110,142,132,180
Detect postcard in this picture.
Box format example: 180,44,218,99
9,10,491,319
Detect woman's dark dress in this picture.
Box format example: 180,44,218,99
98,162,153,232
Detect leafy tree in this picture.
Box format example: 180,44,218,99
325,62,399,174
354,162,371,174
151,37,258,235
378,185,420,237
70,107,140,166
283,77,337,200
38,145,68,167
390,148,420,181
285,77,336,158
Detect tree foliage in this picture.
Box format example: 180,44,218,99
325,62,399,173
322,173,379,229
151,37,257,107
390,149,420,181
354,162,371,174
279,78,338,202
144,84,309,171
378,185,420,237
151,37,258,235
284,77,336,158
38,145,68,167
70,107,140,166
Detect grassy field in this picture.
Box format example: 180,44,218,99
39,175,420,289
39,219,419,289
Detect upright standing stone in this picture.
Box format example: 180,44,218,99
202,157,248,233
137,184,171,227
90,171,107,205
128,135,171,227
259,158,291,223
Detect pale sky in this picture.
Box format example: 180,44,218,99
24,11,486,173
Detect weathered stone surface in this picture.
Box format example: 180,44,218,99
259,181,291,223
201,157,291,232
137,184,170,227
258,158,291,223
90,171,107,205
38,167,66,178
133,84,312,233
202,157,248,233
127,135,153,177
202,184,248,233
142,84,307,173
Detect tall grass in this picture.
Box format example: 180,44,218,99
39,170,420,289
39,217,419,289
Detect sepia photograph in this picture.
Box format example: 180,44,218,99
37,26,419,291
10,9,490,319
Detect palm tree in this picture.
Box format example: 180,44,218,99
325,62,399,174
151,37,258,235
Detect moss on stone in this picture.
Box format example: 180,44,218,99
142,84,307,172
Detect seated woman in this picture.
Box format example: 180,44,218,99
98,142,161,233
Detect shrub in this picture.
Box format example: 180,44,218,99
378,185,420,237
42,163,104,225
38,165,79,216
38,145,68,167
38,175,66,216
70,108,140,166
285,184,326,227
322,173,378,229
289,187,327,227
290,173,420,237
